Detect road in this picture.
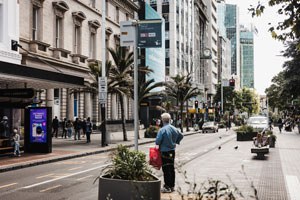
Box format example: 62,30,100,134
0,128,293,200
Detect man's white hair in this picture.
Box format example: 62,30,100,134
161,113,171,123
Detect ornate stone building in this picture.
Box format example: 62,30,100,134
18,0,138,123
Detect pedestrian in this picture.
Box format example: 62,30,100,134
52,116,59,138
73,118,81,140
85,117,92,143
81,118,87,138
277,117,283,133
66,120,73,138
61,118,67,138
226,117,231,131
13,128,21,157
0,116,9,138
155,112,184,193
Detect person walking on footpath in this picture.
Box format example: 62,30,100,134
66,120,73,138
61,118,67,138
155,113,184,193
73,118,81,140
52,116,59,138
277,117,283,133
13,128,21,157
81,118,87,138
85,117,92,143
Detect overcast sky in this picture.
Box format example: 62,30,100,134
226,0,286,95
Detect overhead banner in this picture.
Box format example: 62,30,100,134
144,2,165,92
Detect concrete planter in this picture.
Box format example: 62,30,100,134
236,131,257,141
98,174,161,200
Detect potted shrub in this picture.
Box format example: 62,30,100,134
144,125,160,138
266,130,276,148
236,125,257,141
96,145,161,200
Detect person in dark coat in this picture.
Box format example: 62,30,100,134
52,116,59,138
61,118,67,138
73,118,81,140
85,117,92,143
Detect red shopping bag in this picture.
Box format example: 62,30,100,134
149,147,162,170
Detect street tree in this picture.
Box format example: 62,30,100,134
165,74,201,132
108,46,134,141
249,0,300,43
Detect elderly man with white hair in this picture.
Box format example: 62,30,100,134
155,112,183,193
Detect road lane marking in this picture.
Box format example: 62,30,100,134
285,175,300,200
76,175,93,181
36,174,55,179
39,184,62,193
92,161,103,165
0,183,18,189
23,163,110,189
68,167,82,171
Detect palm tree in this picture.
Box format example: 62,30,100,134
108,46,134,141
165,74,201,132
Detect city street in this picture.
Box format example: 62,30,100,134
0,127,300,199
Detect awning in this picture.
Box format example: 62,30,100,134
0,60,85,89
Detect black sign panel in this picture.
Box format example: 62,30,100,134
138,21,162,48
0,88,35,98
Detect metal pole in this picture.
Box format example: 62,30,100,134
101,0,107,147
221,80,223,115
134,20,139,151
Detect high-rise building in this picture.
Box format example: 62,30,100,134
204,0,219,101
217,0,231,83
193,0,209,93
224,3,240,88
240,25,254,88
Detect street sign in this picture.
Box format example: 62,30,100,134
0,88,35,98
120,20,136,47
138,20,162,48
99,77,107,104
99,77,107,92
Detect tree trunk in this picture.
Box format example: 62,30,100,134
180,103,184,133
119,94,128,141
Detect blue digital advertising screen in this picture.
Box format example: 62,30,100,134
29,108,47,143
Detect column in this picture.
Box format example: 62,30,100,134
111,94,117,120
46,89,54,118
67,89,74,121
84,92,92,118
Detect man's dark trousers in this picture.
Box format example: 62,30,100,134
161,150,175,189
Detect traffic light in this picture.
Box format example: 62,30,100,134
195,100,199,109
229,78,235,87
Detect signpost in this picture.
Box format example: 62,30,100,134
120,19,162,151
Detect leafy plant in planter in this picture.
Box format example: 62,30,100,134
236,125,257,141
96,145,160,200
266,130,276,148
144,125,160,138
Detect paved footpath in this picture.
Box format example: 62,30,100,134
1,127,300,200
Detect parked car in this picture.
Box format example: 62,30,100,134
247,116,268,131
202,121,218,133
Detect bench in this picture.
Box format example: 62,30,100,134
251,145,269,158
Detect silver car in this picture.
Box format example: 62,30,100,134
202,121,218,133
247,116,269,131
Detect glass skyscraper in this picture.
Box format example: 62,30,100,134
240,28,254,88
224,4,240,79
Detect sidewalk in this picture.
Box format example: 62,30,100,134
0,129,197,173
